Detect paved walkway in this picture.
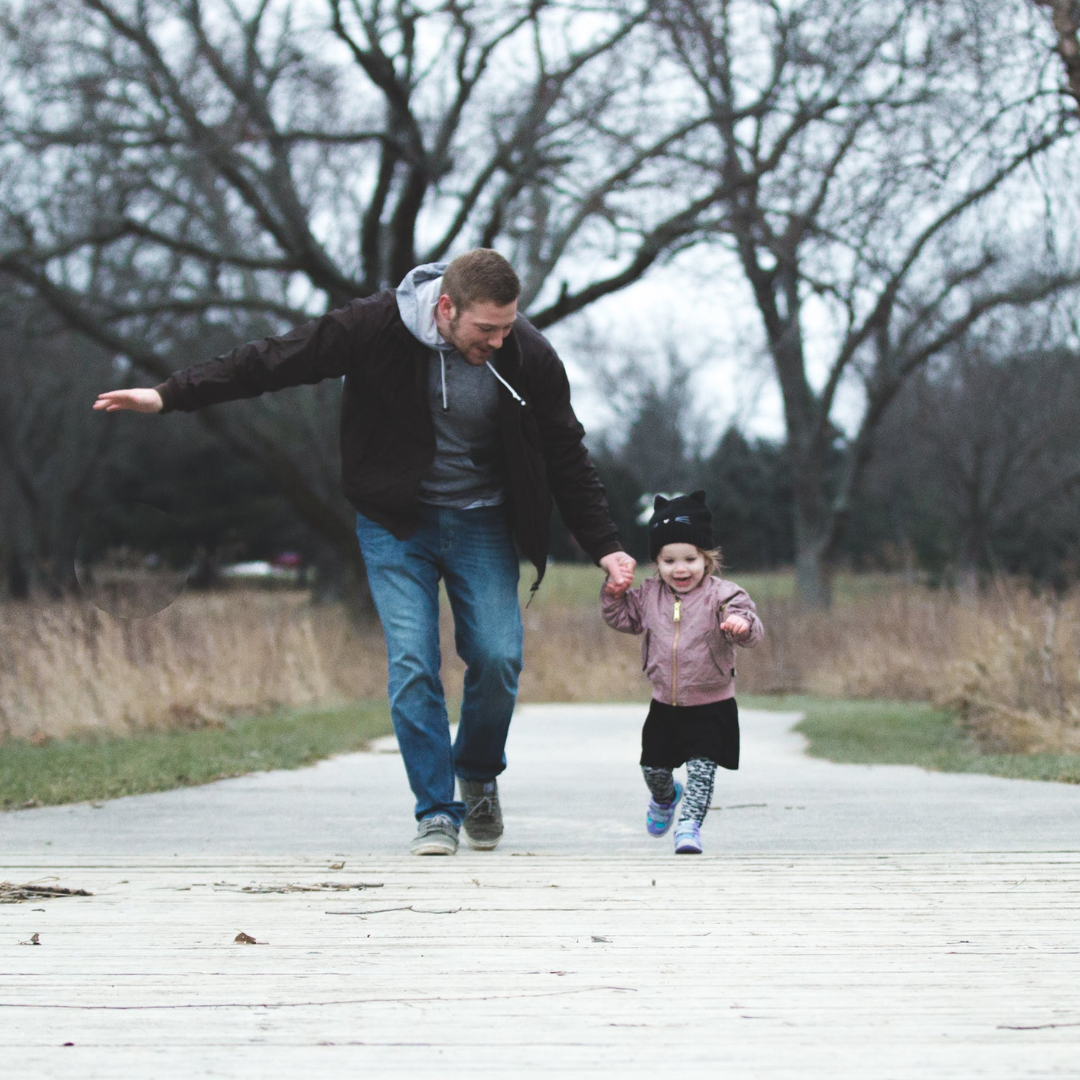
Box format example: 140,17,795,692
3,705,1080,1078
4,704,1080,855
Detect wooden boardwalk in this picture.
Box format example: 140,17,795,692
3,852,1079,1078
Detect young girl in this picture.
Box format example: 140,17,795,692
602,491,763,854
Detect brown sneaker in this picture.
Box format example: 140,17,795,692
459,778,503,850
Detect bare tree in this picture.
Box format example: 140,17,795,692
654,0,1080,605
1034,0,1080,112
0,289,117,596
863,325,1080,583
0,0,713,591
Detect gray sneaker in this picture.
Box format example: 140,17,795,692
459,778,503,850
409,813,459,856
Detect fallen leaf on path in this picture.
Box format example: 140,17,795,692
20,933,41,945
234,931,260,944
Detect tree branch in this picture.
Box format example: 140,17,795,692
0,254,361,557
818,126,1066,437
826,269,1080,558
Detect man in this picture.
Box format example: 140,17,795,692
95,249,636,855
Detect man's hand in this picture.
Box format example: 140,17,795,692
600,551,636,596
720,614,752,642
93,388,164,413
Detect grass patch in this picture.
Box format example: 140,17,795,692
1,700,393,810
744,695,1080,784
523,563,904,607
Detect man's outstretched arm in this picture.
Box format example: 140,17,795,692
93,388,163,413
92,296,382,416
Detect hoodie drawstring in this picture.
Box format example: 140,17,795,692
436,353,526,411
486,361,527,407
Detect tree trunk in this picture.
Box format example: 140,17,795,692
788,425,835,609
794,520,833,609
1036,0,1080,114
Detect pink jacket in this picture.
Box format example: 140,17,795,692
601,575,764,706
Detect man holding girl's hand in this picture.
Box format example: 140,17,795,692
95,249,634,854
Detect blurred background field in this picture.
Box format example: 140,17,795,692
3,565,1078,767
2,1,1080,802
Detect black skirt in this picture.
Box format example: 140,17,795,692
640,697,740,771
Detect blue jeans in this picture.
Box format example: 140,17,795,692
355,505,523,825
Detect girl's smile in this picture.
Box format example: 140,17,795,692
657,543,706,593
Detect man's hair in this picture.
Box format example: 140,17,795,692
441,249,520,311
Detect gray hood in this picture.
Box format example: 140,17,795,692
396,262,449,349
393,261,528,412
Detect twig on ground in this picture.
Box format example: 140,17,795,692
325,905,462,916
1,882,93,903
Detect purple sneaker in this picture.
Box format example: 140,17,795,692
674,821,703,854
646,781,684,837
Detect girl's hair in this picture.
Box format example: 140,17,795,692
654,545,724,576
699,545,724,576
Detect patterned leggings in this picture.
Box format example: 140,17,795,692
642,759,717,825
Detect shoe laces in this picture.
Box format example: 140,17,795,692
418,814,455,835
466,795,496,819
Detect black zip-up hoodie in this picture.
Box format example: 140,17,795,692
155,289,622,588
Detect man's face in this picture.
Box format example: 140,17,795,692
436,295,518,365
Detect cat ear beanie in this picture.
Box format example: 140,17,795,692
648,490,714,560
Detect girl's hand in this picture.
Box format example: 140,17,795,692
720,614,751,642
600,551,635,596
604,574,630,597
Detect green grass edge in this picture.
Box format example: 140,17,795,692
7,692,1079,812
743,694,1080,785
1,700,394,811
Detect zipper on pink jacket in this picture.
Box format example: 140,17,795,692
671,597,681,705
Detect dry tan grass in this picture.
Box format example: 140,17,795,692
938,589,1080,754
3,580,1078,753
518,605,644,703
0,592,387,741
738,585,1080,754
743,590,964,699
518,584,1080,754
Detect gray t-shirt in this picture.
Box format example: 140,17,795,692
418,350,505,509
394,262,507,509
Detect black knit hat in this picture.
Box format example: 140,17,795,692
648,490,714,560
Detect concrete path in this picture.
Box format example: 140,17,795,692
4,705,1080,1079
3,704,1080,856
